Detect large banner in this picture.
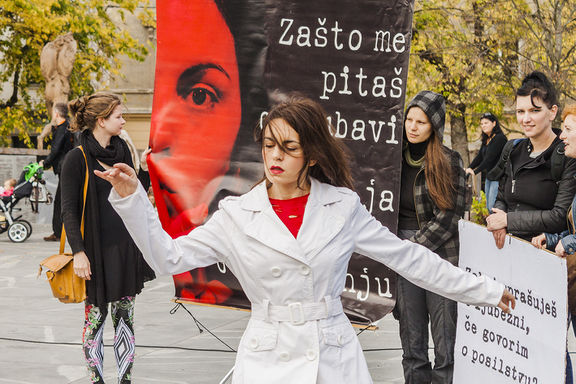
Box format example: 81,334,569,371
148,0,415,323
455,221,567,384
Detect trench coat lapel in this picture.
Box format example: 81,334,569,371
297,178,345,260
240,179,346,265
242,182,308,264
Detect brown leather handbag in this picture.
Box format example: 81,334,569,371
38,146,89,303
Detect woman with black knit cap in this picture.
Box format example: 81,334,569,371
60,92,155,383
395,90,467,383
465,112,507,212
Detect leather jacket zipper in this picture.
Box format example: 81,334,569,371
509,151,546,195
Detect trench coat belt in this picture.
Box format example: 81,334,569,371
251,296,343,325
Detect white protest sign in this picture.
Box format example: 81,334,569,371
454,220,567,384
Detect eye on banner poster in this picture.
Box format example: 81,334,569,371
148,0,416,324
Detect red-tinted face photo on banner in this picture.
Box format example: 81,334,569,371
149,0,414,323
149,0,265,307
149,0,240,235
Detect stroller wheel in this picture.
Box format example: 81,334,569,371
18,220,33,239
8,221,30,243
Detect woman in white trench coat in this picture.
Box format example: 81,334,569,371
97,97,515,384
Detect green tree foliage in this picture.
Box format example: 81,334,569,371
507,0,576,101
0,0,154,146
408,0,576,163
408,0,520,164
409,0,576,163
471,190,490,225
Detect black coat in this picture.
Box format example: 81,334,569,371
469,132,507,181
60,139,154,306
493,136,576,239
43,120,74,175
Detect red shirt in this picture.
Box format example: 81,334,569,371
0,187,14,197
269,194,310,238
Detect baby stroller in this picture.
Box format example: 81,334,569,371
0,163,53,243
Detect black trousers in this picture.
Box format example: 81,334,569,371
52,177,62,236
395,229,457,384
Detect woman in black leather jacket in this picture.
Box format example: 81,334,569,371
486,71,576,248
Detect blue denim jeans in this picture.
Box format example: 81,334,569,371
485,179,499,213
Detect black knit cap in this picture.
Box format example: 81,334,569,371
404,90,446,140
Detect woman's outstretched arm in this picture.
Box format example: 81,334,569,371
96,163,231,275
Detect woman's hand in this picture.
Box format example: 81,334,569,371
73,251,91,280
487,208,508,249
555,241,568,258
491,228,507,249
140,147,151,172
465,168,475,176
486,208,507,231
497,288,516,314
531,233,546,249
94,162,138,198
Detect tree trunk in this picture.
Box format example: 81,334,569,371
448,105,470,166
8,62,21,107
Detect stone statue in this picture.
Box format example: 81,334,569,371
38,33,77,148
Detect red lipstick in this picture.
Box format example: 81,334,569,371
270,166,284,175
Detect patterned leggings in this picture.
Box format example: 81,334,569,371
82,296,136,384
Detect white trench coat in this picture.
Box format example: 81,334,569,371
110,178,503,384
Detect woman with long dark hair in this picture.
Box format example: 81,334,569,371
395,90,467,383
98,97,514,383
465,112,507,212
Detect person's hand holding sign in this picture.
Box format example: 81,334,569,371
497,289,516,314
531,233,547,249
555,241,568,258
487,208,508,249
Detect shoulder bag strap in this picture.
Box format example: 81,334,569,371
59,146,89,254
551,141,566,182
